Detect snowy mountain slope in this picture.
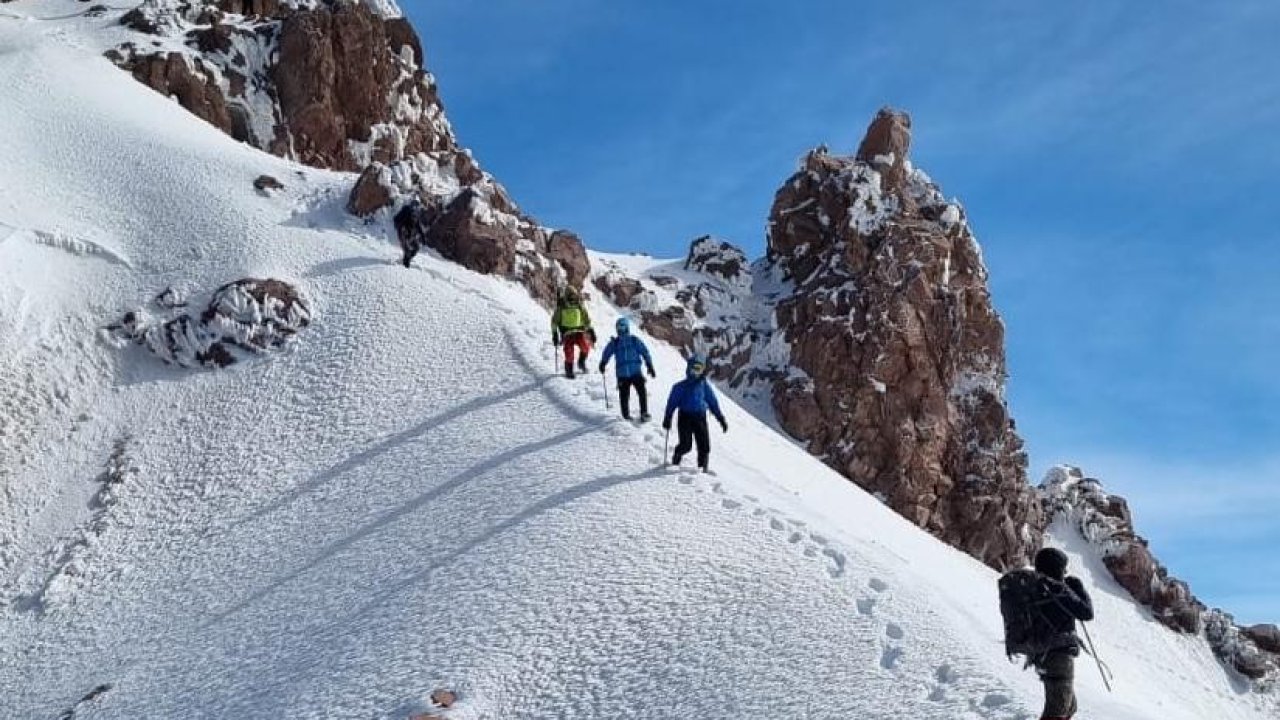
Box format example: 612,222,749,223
0,9,1276,720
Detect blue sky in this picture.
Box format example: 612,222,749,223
405,0,1280,624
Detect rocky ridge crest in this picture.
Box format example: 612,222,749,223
108,0,586,307
1043,466,1278,684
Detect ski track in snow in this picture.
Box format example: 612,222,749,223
0,6,1276,720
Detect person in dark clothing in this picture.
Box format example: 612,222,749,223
1031,547,1095,720
598,316,656,421
393,196,441,268
662,354,727,471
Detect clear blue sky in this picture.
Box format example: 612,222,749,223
405,0,1280,625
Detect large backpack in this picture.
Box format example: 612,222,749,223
998,568,1060,662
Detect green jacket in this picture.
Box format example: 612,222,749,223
552,302,592,333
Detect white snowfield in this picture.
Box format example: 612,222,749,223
0,7,1274,720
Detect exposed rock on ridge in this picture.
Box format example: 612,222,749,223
1043,466,1278,683
598,110,1040,570
108,0,587,307
762,108,1041,570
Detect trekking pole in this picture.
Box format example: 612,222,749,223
602,372,611,409
1081,622,1113,692
663,427,670,467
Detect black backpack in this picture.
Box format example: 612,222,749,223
998,568,1059,661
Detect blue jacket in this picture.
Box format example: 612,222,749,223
664,377,725,424
600,334,653,379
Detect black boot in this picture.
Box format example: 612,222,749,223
564,361,575,379
578,355,588,373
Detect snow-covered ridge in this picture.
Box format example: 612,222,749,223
1042,466,1278,684
1,9,1276,719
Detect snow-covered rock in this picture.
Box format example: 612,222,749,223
107,278,310,368
1043,465,1278,684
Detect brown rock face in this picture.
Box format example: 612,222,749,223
347,164,393,215
110,1,589,303
765,111,1040,570
274,2,399,170
119,52,234,136
855,107,913,193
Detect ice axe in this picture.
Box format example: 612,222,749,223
1081,622,1114,692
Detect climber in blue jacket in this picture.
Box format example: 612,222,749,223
599,316,656,421
662,354,728,471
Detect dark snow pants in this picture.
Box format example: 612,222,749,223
1037,650,1078,719
617,375,648,418
672,412,710,469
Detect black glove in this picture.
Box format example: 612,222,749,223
588,328,597,343
1064,576,1086,595
647,366,656,378
662,418,671,430
598,362,606,374
552,331,560,346
719,417,728,433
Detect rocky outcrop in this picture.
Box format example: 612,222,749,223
763,109,1040,569
108,1,588,306
1246,625,1280,655
1043,466,1278,683
111,51,235,136
107,279,310,368
591,112,1041,570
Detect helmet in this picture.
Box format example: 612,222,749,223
686,353,707,379
616,317,631,334
1034,547,1069,580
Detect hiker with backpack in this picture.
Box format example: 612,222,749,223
662,354,727,471
393,195,440,268
999,547,1095,720
598,316,656,421
551,287,596,378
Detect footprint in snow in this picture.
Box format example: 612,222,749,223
856,597,876,616
880,645,903,670
822,547,847,578
788,531,803,544
721,498,741,510
869,577,889,593
980,693,1012,709
711,483,725,495
769,518,787,532
810,533,829,546
885,622,904,640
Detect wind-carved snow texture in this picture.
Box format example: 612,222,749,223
13,439,139,616
106,279,310,368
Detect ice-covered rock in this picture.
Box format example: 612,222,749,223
108,278,310,368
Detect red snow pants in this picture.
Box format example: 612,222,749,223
561,331,592,366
